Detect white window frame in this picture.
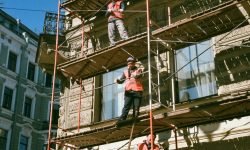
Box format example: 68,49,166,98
23,96,33,119
47,101,60,122
18,127,32,150
26,61,36,82
6,50,18,73
1,79,16,113
23,87,36,120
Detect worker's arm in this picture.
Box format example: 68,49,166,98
132,68,143,79
115,72,126,84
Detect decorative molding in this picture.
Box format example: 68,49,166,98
218,80,250,95
214,25,250,54
67,110,92,128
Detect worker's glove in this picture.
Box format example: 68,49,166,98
108,9,112,12
136,62,145,72
119,9,124,12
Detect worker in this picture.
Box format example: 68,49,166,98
137,133,160,150
106,0,129,46
115,57,143,121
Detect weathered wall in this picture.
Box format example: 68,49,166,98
214,25,250,95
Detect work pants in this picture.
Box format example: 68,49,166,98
108,19,128,45
120,91,142,120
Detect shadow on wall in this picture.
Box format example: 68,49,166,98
199,123,220,142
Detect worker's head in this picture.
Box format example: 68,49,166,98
147,133,156,143
127,57,136,69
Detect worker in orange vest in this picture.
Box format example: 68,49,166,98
106,0,129,46
115,57,143,121
137,134,160,150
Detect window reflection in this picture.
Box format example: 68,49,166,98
176,40,217,102
102,68,125,120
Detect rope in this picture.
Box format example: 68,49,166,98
0,7,56,13
0,7,146,13
52,70,149,100
69,9,146,13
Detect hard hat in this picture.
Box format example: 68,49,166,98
127,57,136,62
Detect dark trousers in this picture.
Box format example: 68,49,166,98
120,91,142,120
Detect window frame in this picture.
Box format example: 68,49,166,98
176,39,217,102
2,86,13,110
101,68,125,120
45,73,52,87
7,51,17,72
19,135,29,150
0,128,8,150
27,62,36,82
47,101,60,124
23,96,32,118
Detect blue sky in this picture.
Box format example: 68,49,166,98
1,0,58,34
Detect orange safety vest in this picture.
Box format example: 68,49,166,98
108,0,124,20
137,143,159,150
124,69,143,91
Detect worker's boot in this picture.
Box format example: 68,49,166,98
118,115,127,121
133,110,140,121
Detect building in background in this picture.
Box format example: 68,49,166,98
0,9,60,150
37,0,250,149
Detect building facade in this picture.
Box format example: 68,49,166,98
0,10,60,150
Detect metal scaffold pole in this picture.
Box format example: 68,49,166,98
47,0,61,149
146,0,154,149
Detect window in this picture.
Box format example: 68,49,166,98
27,62,35,81
7,39,12,44
55,79,61,88
45,73,52,87
52,104,59,124
23,97,32,118
102,68,125,120
0,128,8,150
45,73,61,88
176,40,217,102
19,135,28,150
2,87,13,110
7,51,17,72
1,33,5,39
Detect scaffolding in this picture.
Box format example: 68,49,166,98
35,0,250,149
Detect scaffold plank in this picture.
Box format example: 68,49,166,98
53,93,250,148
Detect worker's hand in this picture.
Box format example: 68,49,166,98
112,8,118,12
138,68,144,73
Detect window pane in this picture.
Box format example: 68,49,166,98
27,63,35,81
24,97,32,118
8,51,17,72
52,104,59,124
102,68,124,120
45,73,52,87
19,135,28,150
2,87,13,110
0,128,8,150
176,40,217,102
